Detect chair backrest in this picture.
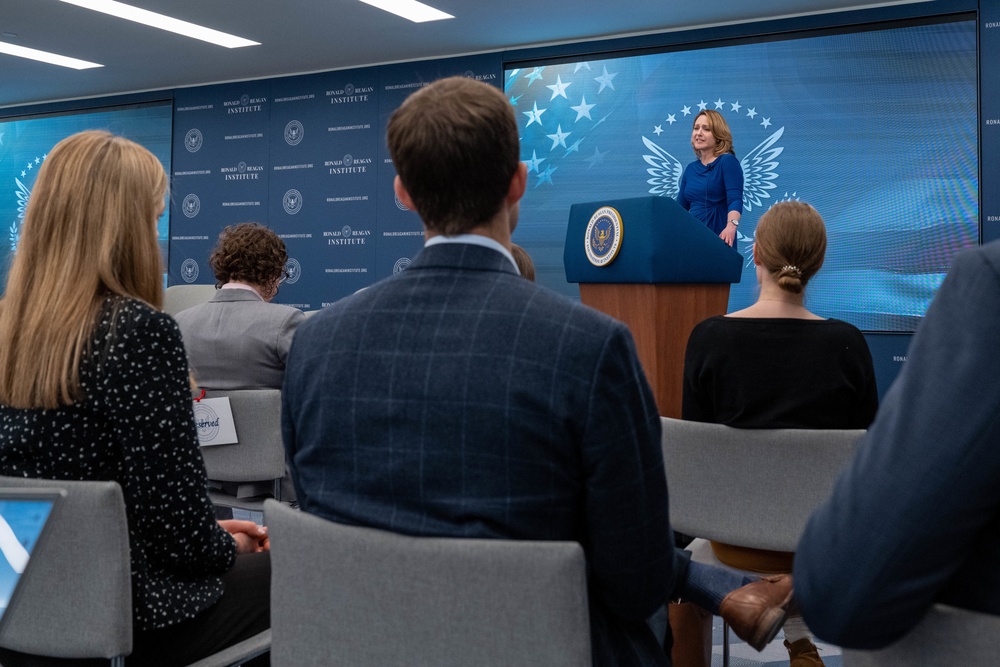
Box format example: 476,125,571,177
0,476,131,660
842,604,1000,666
164,284,217,316
661,417,864,552
265,500,591,667
200,389,285,484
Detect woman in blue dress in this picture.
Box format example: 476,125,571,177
678,109,743,246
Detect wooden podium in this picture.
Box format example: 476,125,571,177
564,196,742,418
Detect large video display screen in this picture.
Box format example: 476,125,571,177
0,103,172,290
506,17,978,332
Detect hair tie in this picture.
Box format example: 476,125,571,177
781,265,802,277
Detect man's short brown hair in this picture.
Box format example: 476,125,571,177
387,76,520,235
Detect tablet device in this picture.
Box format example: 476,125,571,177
0,488,64,628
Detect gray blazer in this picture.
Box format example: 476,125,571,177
174,289,306,390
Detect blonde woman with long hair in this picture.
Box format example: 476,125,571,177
0,131,270,666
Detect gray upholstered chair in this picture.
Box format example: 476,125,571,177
264,500,591,667
0,476,132,663
0,475,269,666
660,417,864,664
201,389,286,513
841,603,1000,666
164,284,217,316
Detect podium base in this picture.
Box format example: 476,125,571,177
579,283,731,418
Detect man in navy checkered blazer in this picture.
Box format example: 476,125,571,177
282,76,680,665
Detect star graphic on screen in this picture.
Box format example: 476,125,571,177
546,125,571,150
535,164,557,187
523,150,545,173
594,66,618,93
697,100,708,111
681,105,692,116
525,67,545,85
573,62,592,73
570,96,595,121
546,75,572,101
585,146,607,169
653,125,663,136
565,138,584,155
746,107,758,119
666,114,676,125
34,157,40,164
730,101,742,112
20,170,26,178
523,102,547,128
714,98,724,109
0,131,4,146
761,117,772,128
26,163,33,171
509,93,523,106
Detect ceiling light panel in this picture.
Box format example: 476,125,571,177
57,0,260,48
358,0,454,23
0,41,103,69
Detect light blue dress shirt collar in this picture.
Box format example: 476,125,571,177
424,234,520,275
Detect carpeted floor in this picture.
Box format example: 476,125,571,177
712,617,842,667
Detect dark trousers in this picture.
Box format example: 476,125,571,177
0,552,271,667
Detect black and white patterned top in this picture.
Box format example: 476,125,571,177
0,296,236,631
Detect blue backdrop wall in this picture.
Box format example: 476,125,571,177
1,0,994,398
168,53,502,310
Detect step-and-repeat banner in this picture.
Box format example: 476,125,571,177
169,53,502,310
983,2,1000,245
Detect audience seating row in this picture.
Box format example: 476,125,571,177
2,420,995,665
662,417,864,666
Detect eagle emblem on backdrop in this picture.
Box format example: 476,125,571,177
181,258,200,283
282,258,302,285
284,120,304,146
641,106,784,266
10,178,30,252
283,189,302,215
10,153,48,253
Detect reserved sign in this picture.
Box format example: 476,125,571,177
193,397,238,446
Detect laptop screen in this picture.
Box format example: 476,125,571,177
0,490,62,622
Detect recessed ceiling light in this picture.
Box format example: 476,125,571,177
0,41,103,70
57,0,260,48
358,0,454,23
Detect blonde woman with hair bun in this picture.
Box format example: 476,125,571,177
681,200,878,667
0,131,270,666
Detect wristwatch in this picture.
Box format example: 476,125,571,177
728,219,739,227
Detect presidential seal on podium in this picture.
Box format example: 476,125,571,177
584,206,623,267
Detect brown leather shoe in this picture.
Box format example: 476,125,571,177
785,637,826,666
718,574,794,651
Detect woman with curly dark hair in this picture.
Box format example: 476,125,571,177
175,222,305,390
